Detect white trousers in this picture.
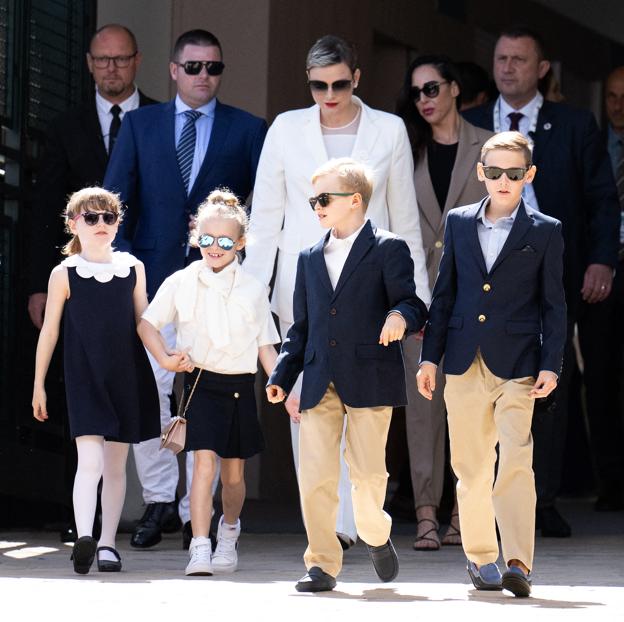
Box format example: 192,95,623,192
280,319,357,543
133,324,218,523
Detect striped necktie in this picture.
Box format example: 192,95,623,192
177,110,202,194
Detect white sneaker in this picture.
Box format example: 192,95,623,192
211,516,240,573
185,536,212,576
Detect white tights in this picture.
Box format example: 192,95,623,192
74,436,129,559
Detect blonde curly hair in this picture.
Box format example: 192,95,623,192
190,188,248,247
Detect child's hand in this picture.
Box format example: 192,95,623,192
416,363,437,400
285,392,301,423
32,387,48,422
162,349,194,373
529,371,558,399
379,313,406,346
266,384,286,404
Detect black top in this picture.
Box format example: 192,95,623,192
427,141,458,211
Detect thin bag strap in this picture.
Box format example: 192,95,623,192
177,369,202,420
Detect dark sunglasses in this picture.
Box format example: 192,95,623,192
308,192,355,210
74,211,119,226
410,80,449,100
481,166,529,182
176,60,225,76
308,79,353,92
198,233,236,251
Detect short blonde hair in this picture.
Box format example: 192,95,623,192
311,158,374,208
481,131,533,167
62,187,123,256
190,188,248,246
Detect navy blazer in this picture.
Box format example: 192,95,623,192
104,99,267,298
463,100,620,318
421,199,567,379
268,220,428,410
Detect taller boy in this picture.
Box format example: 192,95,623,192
418,132,566,597
267,158,427,592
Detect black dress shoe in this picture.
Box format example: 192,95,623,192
131,501,179,548
96,546,122,572
366,538,399,582
536,506,571,538
60,524,77,544
71,536,97,575
295,566,336,592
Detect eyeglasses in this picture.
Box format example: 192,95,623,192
198,234,237,251
308,192,355,210
481,166,529,181
409,80,449,101
308,79,354,93
89,53,138,69
74,211,119,226
175,61,225,76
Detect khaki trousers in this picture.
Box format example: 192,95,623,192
299,383,393,577
444,352,536,570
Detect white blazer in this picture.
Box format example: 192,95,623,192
245,96,431,324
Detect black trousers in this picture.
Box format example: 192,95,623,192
577,262,624,491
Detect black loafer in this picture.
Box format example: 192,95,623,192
295,566,336,592
131,501,179,548
366,538,399,582
96,546,122,572
71,536,97,575
502,566,532,597
536,506,571,538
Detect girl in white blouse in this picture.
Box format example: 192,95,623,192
139,190,280,577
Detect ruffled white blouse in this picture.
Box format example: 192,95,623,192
142,260,280,374
61,252,138,282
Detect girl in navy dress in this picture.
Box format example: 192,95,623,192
32,187,165,575
139,189,280,576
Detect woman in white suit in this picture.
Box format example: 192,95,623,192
245,35,430,548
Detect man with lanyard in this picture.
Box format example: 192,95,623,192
464,25,620,538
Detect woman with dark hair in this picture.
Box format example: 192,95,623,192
245,35,430,561
396,54,493,551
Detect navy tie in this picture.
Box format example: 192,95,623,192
508,112,523,132
177,110,202,193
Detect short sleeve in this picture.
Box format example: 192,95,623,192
142,273,179,330
257,298,280,347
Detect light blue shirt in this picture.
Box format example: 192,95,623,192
499,93,542,212
174,95,217,192
476,200,520,272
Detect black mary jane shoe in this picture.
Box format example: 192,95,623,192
71,536,97,575
96,546,122,572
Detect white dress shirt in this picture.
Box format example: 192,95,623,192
476,200,520,272
95,87,140,153
323,222,366,289
498,92,543,212
142,260,279,374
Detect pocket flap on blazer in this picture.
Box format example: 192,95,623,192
506,320,541,334
132,235,156,250
304,349,315,364
447,316,463,329
355,343,401,361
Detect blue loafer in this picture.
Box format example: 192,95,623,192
502,565,532,597
466,560,503,590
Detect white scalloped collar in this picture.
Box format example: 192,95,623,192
61,252,138,282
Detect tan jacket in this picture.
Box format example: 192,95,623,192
415,118,493,287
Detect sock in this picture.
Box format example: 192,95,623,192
73,436,104,538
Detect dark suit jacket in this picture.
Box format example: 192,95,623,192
421,199,567,379
268,220,428,410
28,91,157,294
104,99,267,298
463,100,620,318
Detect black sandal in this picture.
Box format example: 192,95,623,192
413,518,440,551
442,512,462,546
71,536,97,574
96,546,122,572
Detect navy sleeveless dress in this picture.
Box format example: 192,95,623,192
62,254,160,442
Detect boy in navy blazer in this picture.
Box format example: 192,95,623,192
267,158,427,592
418,132,566,597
